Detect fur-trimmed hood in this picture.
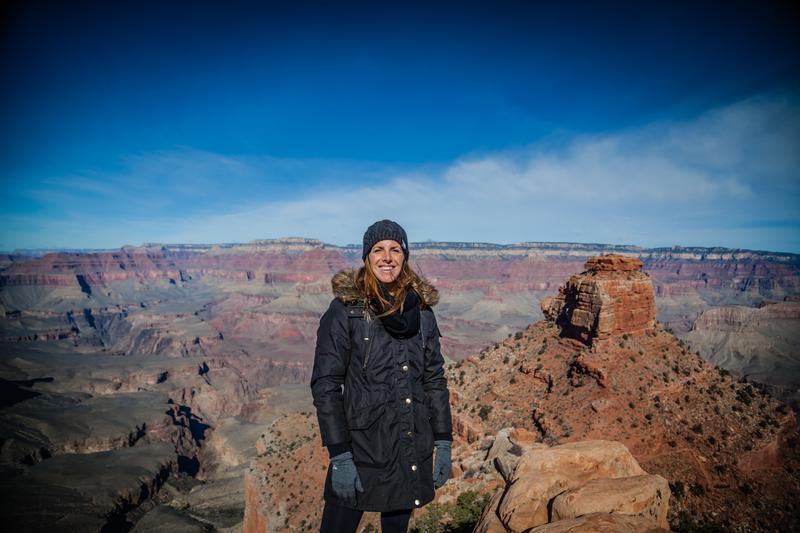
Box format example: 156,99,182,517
331,268,439,308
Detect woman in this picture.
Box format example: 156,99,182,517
310,219,453,533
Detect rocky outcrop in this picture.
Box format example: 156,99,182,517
529,513,670,532
475,439,669,533
0,442,176,532
551,474,670,527
541,254,656,346
243,411,327,533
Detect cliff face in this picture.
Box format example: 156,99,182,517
541,255,656,346
684,300,800,410
2,240,797,374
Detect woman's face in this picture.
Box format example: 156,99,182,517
368,239,405,287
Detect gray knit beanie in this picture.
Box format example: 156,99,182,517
362,219,409,261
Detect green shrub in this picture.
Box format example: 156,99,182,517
450,491,492,531
410,490,493,533
411,502,445,533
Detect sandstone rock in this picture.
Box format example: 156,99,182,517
452,411,485,443
528,512,670,532
585,255,644,272
509,427,538,444
474,488,510,533
242,467,269,533
570,352,608,387
486,427,547,483
542,254,656,346
551,474,670,528
497,440,646,532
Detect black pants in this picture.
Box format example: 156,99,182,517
320,500,412,533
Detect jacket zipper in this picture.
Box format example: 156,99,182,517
362,319,374,376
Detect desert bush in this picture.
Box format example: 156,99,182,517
689,483,706,496
673,511,731,533
669,480,685,498
409,490,492,533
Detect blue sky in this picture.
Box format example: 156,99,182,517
1,0,798,252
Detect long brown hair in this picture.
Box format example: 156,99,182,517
356,259,426,319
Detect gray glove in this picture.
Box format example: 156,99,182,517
330,451,364,506
433,440,452,489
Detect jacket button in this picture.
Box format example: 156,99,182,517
411,464,417,471
406,431,413,438
402,364,409,371
405,397,411,405
414,499,420,506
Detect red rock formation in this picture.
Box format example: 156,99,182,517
243,411,327,533
541,254,656,346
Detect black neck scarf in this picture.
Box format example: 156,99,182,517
373,284,421,339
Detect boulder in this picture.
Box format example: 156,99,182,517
497,440,646,532
485,427,546,483
474,489,510,533
551,474,670,528
529,512,670,532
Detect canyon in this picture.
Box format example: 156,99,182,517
1,239,798,531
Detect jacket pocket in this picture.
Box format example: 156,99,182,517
346,400,386,430
348,397,394,468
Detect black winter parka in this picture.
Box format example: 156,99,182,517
310,269,453,512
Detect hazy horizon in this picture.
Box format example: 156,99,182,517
4,233,798,256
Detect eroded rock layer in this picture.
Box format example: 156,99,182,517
541,254,656,346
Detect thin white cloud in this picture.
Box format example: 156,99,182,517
3,93,799,253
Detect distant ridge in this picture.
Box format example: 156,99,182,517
6,238,798,258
